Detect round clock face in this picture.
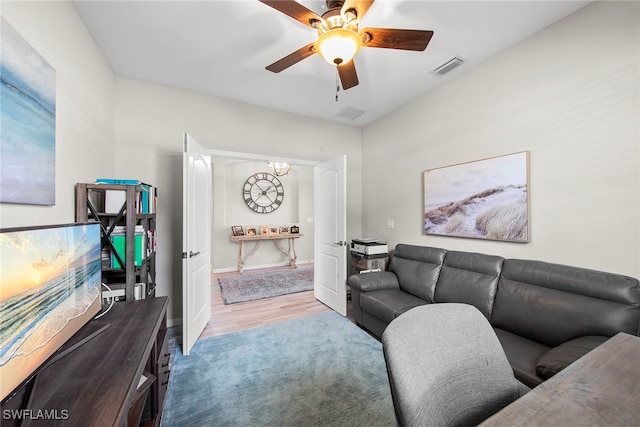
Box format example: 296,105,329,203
242,172,284,214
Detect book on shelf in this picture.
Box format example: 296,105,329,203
140,185,149,214
95,178,144,185
110,225,145,269
139,184,156,214
146,185,157,214
146,229,157,255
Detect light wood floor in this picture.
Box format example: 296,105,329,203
199,264,333,339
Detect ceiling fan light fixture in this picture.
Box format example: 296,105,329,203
316,28,362,66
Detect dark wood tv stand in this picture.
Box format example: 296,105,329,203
1,297,169,426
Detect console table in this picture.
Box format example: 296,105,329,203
0,297,169,427
480,332,640,426
230,234,303,273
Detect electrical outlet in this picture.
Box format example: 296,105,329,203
387,219,394,229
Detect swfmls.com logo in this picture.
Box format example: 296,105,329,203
3,409,69,420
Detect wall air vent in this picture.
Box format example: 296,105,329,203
336,107,365,120
431,57,465,76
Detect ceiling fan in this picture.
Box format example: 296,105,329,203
259,0,434,90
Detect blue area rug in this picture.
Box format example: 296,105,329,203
161,311,395,427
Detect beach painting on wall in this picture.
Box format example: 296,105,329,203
1,17,56,205
423,151,529,242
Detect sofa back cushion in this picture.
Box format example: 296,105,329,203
390,245,447,302
492,259,640,347
434,251,504,319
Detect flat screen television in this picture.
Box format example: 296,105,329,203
0,222,102,402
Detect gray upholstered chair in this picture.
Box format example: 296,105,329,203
382,303,529,427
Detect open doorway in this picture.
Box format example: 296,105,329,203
186,149,349,335
210,156,316,274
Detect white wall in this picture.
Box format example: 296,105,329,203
362,1,640,278
0,1,115,227
114,77,362,323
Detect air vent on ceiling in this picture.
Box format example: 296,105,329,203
336,107,365,120
431,57,465,76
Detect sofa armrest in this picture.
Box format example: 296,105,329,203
348,271,400,292
535,335,610,379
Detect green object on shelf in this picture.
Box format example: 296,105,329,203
111,228,144,268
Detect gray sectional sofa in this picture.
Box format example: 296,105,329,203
348,244,640,387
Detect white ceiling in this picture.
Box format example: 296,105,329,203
73,0,592,127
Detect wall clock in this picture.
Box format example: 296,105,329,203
242,172,284,214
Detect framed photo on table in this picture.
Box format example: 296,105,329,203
231,226,244,236
246,227,257,236
268,225,279,235
279,226,290,234
259,225,268,235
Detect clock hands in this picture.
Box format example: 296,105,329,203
252,182,278,206
252,182,277,203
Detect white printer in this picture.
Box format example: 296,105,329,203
350,239,388,256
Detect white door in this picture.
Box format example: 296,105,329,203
182,133,212,356
313,155,347,316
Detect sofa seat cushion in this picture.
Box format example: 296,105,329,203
360,290,428,324
494,328,550,388
535,335,610,379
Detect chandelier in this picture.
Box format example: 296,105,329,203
267,161,291,176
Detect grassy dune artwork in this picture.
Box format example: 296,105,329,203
423,152,529,242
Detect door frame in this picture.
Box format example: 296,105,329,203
200,149,347,294
206,149,320,169
204,149,320,274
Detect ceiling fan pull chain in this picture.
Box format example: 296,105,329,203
335,67,340,101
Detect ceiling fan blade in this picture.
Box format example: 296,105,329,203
341,0,375,21
259,0,324,29
338,60,359,90
266,42,316,73
360,27,434,51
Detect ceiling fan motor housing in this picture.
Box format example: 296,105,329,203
318,7,357,32
326,0,346,9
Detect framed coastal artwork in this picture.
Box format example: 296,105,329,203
423,151,529,243
1,18,56,205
